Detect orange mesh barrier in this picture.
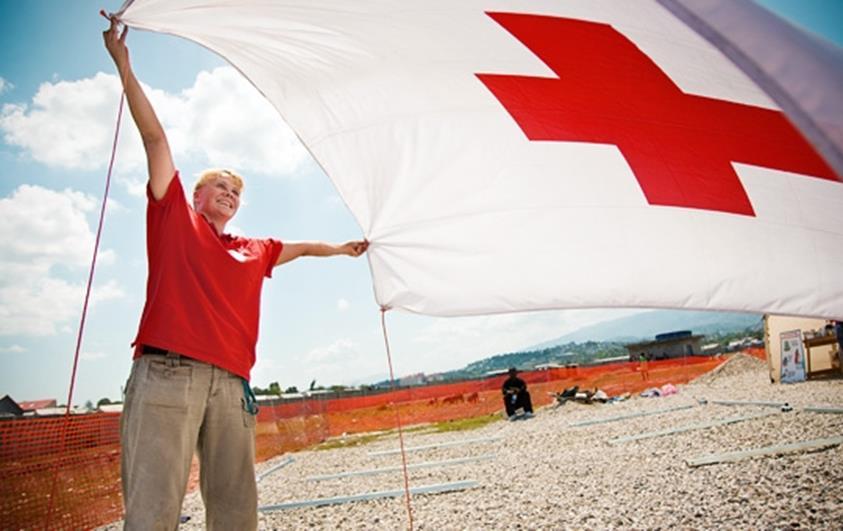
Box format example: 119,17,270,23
3,353,734,529
0,413,122,530
253,355,727,460
743,346,767,361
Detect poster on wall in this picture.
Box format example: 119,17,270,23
780,329,806,383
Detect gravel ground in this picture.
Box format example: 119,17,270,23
123,354,843,530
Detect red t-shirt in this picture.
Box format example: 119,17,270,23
132,174,283,380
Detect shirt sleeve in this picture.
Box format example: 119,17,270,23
263,239,284,278
146,172,189,248
147,171,184,209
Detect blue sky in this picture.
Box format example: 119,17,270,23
1,0,841,406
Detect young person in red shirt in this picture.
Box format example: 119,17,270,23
104,18,367,529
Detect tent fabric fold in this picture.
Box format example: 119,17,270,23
116,0,843,319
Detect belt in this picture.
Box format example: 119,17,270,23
141,345,171,356
139,345,259,415
140,344,185,368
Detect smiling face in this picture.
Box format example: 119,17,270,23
193,171,242,224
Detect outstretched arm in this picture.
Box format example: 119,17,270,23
103,17,175,200
275,240,368,267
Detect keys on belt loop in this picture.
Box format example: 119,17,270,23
241,378,259,415
165,350,180,368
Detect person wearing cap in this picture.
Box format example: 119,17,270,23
501,367,534,419
103,17,367,530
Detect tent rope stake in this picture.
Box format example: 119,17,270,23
43,88,126,530
380,307,414,530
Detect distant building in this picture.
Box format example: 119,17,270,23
18,399,57,412
625,330,705,360
727,339,744,352
591,355,631,366
0,395,24,417
726,337,763,351
254,394,280,403
279,392,307,400
33,407,88,416
397,372,426,386
484,368,511,377
305,389,336,398
701,343,722,355
535,362,565,370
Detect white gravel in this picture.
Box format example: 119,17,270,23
153,355,843,529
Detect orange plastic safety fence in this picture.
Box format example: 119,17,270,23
252,355,728,460
743,346,767,361
0,413,122,530
3,354,735,529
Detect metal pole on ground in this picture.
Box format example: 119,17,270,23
368,435,503,457
259,480,479,512
570,404,694,427
307,454,494,481
256,456,295,482
686,435,843,467
608,411,776,445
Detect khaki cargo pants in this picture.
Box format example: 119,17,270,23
120,352,258,530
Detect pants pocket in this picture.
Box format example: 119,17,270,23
241,404,257,429
140,358,192,408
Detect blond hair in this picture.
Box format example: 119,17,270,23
194,168,244,194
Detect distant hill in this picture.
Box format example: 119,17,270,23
529,309,763,348
367,309,764,386
431,309,763,381
451,340,628,379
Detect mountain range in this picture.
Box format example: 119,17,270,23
431,309,764,381
367,309,764,386
529,309,763,348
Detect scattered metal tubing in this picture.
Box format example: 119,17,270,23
256,456,294,482
686,435,843,467
570,404,694,427
803,406,843,414
706,399,790,410
608,411,776,445
308,454,495,481
368,436,502,457
258,480,479,512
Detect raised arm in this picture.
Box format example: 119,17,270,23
103,17,175,200
275,240,368,267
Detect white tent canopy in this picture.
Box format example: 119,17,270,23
117,0,843,319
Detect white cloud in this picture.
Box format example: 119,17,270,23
337,298,350,312
0,68,309,177
106,197,129,214
0,344,26,353
0,185,123,336
299,338,385,388
0,73,135,170
120,175,147,198
306,338,355,363
178,67,309,175
0,77,13,95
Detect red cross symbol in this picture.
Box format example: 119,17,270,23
476,13,838,216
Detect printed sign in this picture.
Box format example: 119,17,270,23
780,329,806,383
